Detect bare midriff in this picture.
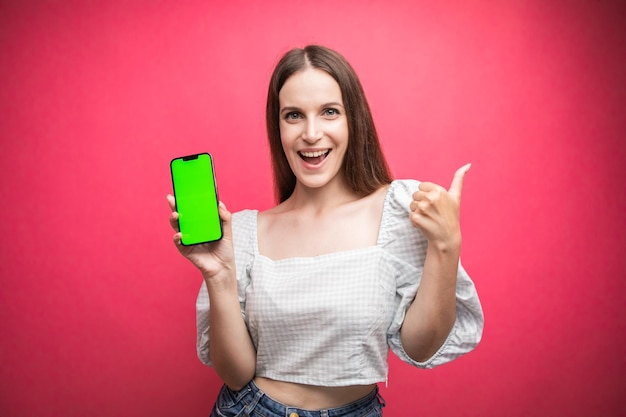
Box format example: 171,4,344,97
254,376,377,410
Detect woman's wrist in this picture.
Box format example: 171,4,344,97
427,234,462,255
202,266,236,293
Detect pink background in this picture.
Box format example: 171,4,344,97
1,0,624,415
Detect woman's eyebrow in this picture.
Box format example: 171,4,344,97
321,101,345,108
280,106,301,114
280,102,345,113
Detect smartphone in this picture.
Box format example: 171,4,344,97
170,153,223,245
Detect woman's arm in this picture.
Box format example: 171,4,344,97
205,269,256,391
400,243,460,361
400,165,470,362
168,196,256,390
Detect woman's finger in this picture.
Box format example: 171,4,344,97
166,194,176,211
169,211,180,232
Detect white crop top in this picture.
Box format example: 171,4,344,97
196,180,484,386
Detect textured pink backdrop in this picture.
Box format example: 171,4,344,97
1,0,624,415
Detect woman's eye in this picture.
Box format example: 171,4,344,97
285,112,301,120
324,108,340,117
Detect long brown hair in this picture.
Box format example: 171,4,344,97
266,45,392,203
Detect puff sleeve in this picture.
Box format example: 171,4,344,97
382,180,484,369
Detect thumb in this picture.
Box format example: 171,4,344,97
448,163,471,200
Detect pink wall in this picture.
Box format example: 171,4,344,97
1,0,624,415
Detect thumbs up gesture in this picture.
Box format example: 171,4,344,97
409,164,471,250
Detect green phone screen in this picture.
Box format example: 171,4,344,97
170,153,222,245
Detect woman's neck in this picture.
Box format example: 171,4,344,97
283,177,362,215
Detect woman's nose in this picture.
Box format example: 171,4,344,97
302,118,322,142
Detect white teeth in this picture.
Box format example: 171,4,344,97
300,150,328,157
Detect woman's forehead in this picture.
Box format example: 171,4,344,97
279,68,343,107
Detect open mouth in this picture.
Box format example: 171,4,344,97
298,149,331,165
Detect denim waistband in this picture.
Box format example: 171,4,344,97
212,380,386,417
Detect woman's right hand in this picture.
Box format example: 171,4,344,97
166,194,236,280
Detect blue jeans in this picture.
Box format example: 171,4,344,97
209,380,386,417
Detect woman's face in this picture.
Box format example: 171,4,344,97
278,68,349,192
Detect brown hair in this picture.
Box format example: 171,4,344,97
266,45,393,203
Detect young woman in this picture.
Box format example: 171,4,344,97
167,45,483,416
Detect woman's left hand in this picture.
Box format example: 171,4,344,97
409,164,471,251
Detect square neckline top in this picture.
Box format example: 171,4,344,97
195,180,484,386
